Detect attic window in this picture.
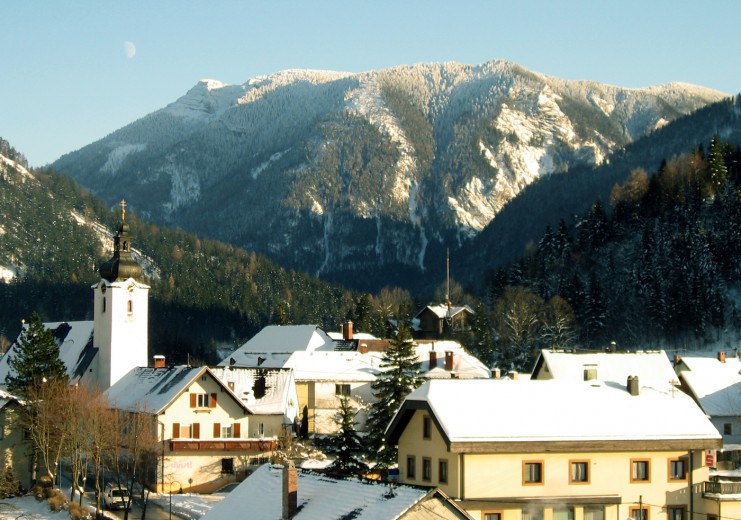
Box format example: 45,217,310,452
228,382,235,391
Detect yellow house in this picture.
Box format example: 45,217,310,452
386,378,722,520
0,390,32,491
105,365,297,492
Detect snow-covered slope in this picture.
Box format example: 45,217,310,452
51,59,729,284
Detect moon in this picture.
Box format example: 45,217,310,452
123,41,136,59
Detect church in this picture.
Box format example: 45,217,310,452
0,201,150,391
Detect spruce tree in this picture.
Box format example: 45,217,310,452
365,324,423,469
328,397,367,475
5,312,68,397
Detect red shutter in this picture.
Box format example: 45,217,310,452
214,423,221,438
190,393,196,408
172,423,180,438
210,393,217,408
193,423,200,439
233,423,241,438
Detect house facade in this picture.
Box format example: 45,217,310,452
387,378,722,520
104,365,296,492
413,304,474,340
0,390,32,491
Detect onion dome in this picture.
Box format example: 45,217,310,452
99,200,143,282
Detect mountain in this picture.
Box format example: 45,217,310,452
50,60,727,292
0,139,352,361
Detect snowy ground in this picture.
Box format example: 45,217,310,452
0,491,222,520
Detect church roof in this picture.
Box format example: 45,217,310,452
99,200,143,282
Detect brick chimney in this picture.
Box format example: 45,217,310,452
718,351,727,363
282,463,298,519
153,355,166,368
343,321,353,341
429,350,437,369
444,351,454,371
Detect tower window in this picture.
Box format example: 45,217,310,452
123,241,128,251
127,300,133,314
102,297,106,313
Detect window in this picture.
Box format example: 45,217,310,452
335,384,351,397
127,300,133,314
228,381,235,391
423,416,431,439
221,458,234,474
190,392,217,409
667,507,685,520
584,506,604,520
668,458,687,481
553,507,574,520
179,424,191,438
570,459,589,484
523,461,544,485
483,512,502,520
631,459,650,482
422,457,431,481
629,506,648,520
406,456,416,479
438,459,448,484
522,507,543,520
197,394,210,407
221,425,233,438
725,423,733,435
102,297,106,313
258,423,264,436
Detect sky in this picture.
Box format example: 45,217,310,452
1,0,740,167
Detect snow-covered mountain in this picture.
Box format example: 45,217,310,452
51,60,727,286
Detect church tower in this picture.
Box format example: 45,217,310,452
93,200,150,390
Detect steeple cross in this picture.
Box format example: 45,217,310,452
120,199,127,221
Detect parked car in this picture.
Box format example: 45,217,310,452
102,484,130,510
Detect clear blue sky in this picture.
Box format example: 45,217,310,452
2,0,740,167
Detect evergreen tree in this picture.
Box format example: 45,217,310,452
327,397,367,476
365,324,423,468
299,405,309,440
5,312,68,397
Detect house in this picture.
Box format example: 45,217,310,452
200,463,472,520
0,201,149,393
222,324,491,434
386,377,722,520
0,389,32,491
413,304,474,340
531,349,679,389
222,325,382,434
103,364,298,493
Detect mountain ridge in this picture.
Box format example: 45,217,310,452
50,59,728,290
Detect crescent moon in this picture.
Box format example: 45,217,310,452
123,41,136,59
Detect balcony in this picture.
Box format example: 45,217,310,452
703,481,741,498
169,439,277,453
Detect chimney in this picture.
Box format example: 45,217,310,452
492,367,501,379
429,350,438,369
718,351,727,363
282,463,298,519
445,351,454,371
583,364,598,381
508,370,519,380
343,321,353,341
627,375,640,396
153,355,166,369
673,354,682,366
359,343,368,354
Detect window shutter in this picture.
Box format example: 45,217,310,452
172,423,180,438
210,393,217,408
214,423,221,438
193,423,200,439
190,393,196,408
233,423,241,438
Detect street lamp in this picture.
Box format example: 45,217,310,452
169,480,181,520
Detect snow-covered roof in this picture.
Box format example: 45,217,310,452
676,354,741,417
228,325,334,355
415,341,490,379
104,366,250,415
200,464,445,520
388,379,721,447
415,304,474,320
208,366,298,421
327,331,379,341
0,388,22,410
532,349,677,389
0,321,96,387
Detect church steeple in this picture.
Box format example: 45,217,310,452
99,200,143,282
